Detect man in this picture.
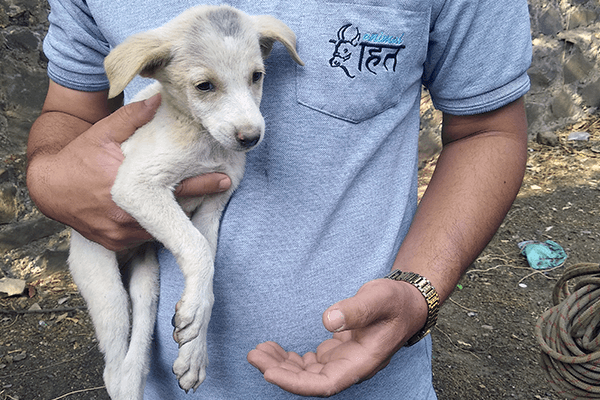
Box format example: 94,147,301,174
27,0,532,398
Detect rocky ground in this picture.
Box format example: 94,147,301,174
0,116,598,400
429,117,600,400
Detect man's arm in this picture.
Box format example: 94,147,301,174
28,80,124,159
394,96,528,302
27,80,231,251
248,98,528,396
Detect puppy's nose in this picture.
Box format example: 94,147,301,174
236,130,261,149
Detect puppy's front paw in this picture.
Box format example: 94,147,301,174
173,338,209,392
172,295,211,346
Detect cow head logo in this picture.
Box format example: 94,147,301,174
329,24,361,78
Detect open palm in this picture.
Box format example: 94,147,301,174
247,279,427,397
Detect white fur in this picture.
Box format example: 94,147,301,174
67,6,302,399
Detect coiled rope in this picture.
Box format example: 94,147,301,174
535,263,600,399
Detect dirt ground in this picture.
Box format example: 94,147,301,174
1,117,599,400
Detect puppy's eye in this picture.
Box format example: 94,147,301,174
196,82,214,92
252,71,263,83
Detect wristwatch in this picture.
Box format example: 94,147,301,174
384,269,440,346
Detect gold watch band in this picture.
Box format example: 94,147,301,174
384,269,440,346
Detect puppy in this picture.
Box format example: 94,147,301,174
67,5,303,399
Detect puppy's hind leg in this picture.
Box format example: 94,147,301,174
68,231,131,399
120,243,160,400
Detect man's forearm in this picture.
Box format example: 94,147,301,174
27,82,120,161
27,111,93,160
393,99,528,303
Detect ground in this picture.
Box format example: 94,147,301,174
0,117,599,400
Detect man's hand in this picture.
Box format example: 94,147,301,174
27,87,231,251
247,278,428,397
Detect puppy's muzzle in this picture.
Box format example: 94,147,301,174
236,128,262,149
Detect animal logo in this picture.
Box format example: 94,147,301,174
329,24,406,79
329,24,361,78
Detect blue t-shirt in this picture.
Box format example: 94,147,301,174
43,1,531,398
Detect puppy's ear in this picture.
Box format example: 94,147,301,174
252,16,304,66
104,32,172,99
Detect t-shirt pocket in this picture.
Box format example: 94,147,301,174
295,2,430,123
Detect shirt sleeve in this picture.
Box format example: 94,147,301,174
43,0,111,92
423,0,532,115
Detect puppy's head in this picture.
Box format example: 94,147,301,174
104,6,304,152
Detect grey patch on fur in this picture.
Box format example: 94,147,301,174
206,8,242,37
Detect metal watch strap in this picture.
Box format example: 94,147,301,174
384,269,440,346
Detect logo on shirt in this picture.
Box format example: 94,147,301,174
329,24,406,79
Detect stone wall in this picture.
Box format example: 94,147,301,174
527,0,600,139
0,0,68,281
419,0,600,155
0,0,49,158
1,0,600,280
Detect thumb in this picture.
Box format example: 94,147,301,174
100,93,162,143
322,281,391,333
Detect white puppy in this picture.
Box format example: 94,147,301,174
67,5,303,399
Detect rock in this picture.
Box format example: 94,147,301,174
537,131,559,147
527,65,558,91
3,26,39,51
0,277,26,296
0,217,65,251
0,168,11,184
36,249,69,273
0,65,49,156
0,0,48,28
539,7,563,36
558,29,594,50
418,129,442,167
12,351,26,362
525,101,545,128
579,77,600,108
0,5,8,28
567,9,598,29
551,91,574,119
562,47,594,84
0,184,17,224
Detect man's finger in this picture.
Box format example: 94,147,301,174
100,93,162,143
174,173,231,197
247,342,287,372
263,365,352,398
